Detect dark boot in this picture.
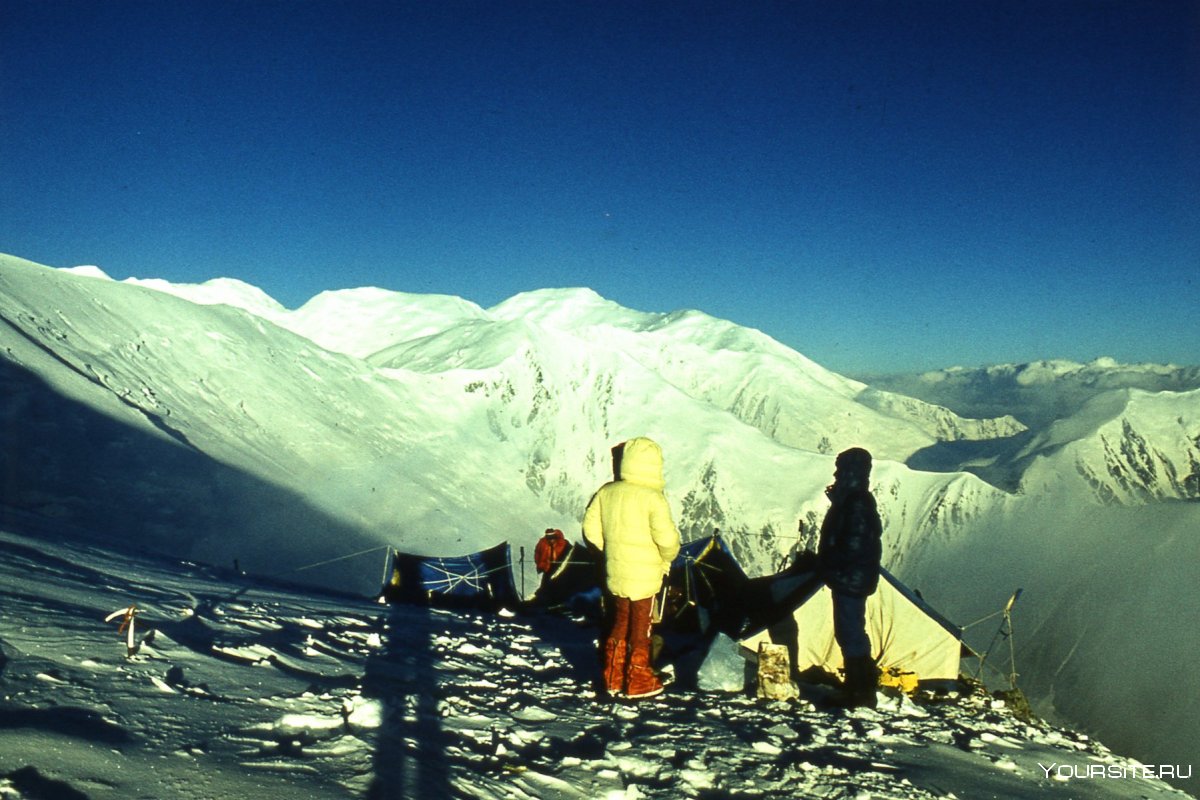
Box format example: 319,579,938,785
841,656,879,709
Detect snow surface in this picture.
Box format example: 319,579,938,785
2,253,1198,794
1,528,1192,800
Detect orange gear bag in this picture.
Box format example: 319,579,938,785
534,529,567,574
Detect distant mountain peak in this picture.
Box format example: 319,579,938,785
62,265,112,280
489,287,656,331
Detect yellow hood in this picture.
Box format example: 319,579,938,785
582,436,680,600
619,437,666,490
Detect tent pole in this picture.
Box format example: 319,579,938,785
380,547,392,593
1004,589,1022,690
975,588,1022,686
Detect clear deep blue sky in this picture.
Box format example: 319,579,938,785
2,1,1197,374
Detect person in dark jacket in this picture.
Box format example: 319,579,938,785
817,447,883,708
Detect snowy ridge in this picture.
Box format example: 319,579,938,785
491,289,1025,461
287,287,490,359
856,386,1026,444
864,359,1200,431
0,256,553,588
1019,388,1200,503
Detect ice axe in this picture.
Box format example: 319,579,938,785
105,604,140,656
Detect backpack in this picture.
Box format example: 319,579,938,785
534,529,568,574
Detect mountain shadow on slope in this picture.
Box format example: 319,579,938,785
905,430,1042,492
0,356,388,595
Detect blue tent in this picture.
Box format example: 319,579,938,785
661,532,750,635
381,542,520,610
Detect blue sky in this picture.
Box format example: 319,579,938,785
2,1,1197,374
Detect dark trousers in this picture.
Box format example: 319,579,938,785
832,591,871,660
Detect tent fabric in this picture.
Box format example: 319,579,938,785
661,533,750,634
382,542,520,610
527,532,752,629
671,534,750,591
738,567,963,682
529,541,603,611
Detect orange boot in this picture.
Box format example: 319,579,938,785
602,597,630,696
603,640,628,696
624,597,663,700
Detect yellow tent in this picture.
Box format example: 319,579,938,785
738,568,964,683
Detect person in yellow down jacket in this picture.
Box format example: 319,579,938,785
583,437,681,700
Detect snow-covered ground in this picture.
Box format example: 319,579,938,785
0,528,1192,800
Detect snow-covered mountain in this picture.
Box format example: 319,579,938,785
1016,387,1200,503
899,374,1200,501
2,253,1198,793
0,254,1018,589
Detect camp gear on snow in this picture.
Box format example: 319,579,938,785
659,531,749,634
583,437,681,601
879,666,919,695
973,588,1023,690
650,581,669,623
756,642,799,701
529,540,604,614
105,604,140,656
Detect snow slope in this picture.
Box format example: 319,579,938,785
1,528,1192,800
902,498,1200,797
2,258,554,591
483,288,1027,458
1018,388,1200,503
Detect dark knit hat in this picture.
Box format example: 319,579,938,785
833,447,873,492
835,447,872,473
